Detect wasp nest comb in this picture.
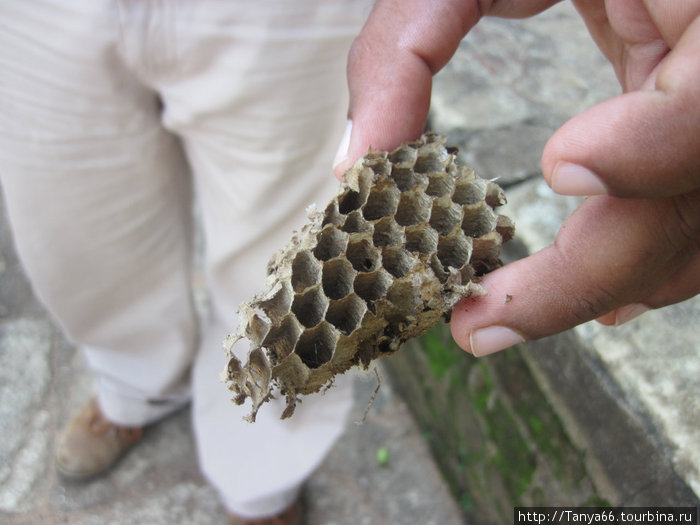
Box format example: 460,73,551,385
225,133,514,421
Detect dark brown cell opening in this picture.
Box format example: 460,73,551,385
353,270,392,304
429,201,461,236
395,192,431,226
381,247,413,279
313,225,348,261
321,258,355,300
325,294,366,335
346,238,381,273
291,251,322,293
426,173,455,197
322,200,343,227
372,217,404,248
257,282,292,325
405,225,438,255
291,286,328,328
362,186,399,221
295,323,337,369
262,315,302,363
461,202,496,238
437,233,472,270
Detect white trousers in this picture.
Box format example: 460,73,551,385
0,0,370,517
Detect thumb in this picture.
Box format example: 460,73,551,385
333,0,481,180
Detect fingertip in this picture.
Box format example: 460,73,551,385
551,162,608,196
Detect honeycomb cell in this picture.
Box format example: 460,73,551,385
291,285,328,328
452,167,486,205
381,246,415,278
257,281,292,325
461,202,498,239
429,197,461,236
291,251,322,293
387,144,417,167
321,258,355,300
346,236,381,273
391,166,427,192
338,170,371,214
386,278,421,316
413,142,449,173
486,181,507,208
341,210,372,234
325,294,367,335
405,224,438,254
426,172,455,197
295,322,337,369
437,231,472,270
322,199,343,227
395,190,432,226
372,217,404,248
353,269,392,304
313,225,348,261
362,185,400,221
496,214,516,242
262,314,302,363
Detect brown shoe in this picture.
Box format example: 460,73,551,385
55,397,143,480
228,500,301,525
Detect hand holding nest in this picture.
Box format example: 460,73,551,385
336,0,700,356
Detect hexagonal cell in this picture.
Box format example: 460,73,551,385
387,144,418,167
372,217,404,248
291,285,328,328
294,322,338,369
451,167,486,205
496,214,515,243
322,199,343,227
381,246,415,278
364,155,391,177
291,250,322,293
461,201,497,239
353,269,392,304
486,181,507,208
362,185,400,221
390,166,428,192
313,225,348,261
325,294,367,335
262,314,302,363
437,231,472,270
338,170,371,214
471,231,502,275
346,236,381,273
414,142,450,173
429,197,461,236
341,210,372,234
426,172,455,197
321,258,356,300
405,224,438,255
256,281,292,325
395,191,432,226
386,278,421,316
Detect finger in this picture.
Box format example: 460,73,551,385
332,0,480,180
597,249,700,326
541,16,700,198
449,193,699,356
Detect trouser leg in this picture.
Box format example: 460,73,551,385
0,1,197,426
141,0,370,516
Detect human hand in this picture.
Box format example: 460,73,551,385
334,0,700,356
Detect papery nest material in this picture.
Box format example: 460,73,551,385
224,133,514,421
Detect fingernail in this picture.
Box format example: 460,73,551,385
469,326,525,357
551,162,607,196
333,120,353,174
615,303,650,326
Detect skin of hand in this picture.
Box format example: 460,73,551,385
334,0,700,356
